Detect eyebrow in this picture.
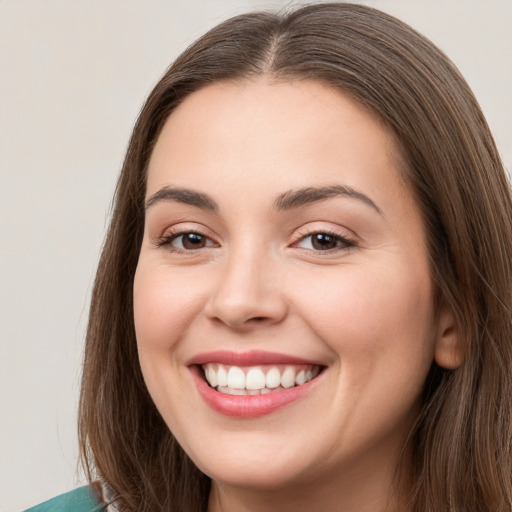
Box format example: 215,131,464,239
145,184,381,215
145,186,218,211
274,185,382,214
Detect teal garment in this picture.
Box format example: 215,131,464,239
23,486,106,512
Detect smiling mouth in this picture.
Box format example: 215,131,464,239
201,363,323,396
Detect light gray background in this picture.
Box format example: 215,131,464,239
1,1,510,510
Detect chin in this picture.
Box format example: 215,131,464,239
202,460,307,491
186,435,325,492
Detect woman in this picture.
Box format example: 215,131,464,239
26,2,512,511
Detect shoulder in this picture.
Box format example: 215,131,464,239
23,486,106,512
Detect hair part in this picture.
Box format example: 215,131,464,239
79,3,512,511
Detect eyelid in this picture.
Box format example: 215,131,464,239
154,223,220,252
291,224,358,253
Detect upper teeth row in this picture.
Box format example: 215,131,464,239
202,363,320,390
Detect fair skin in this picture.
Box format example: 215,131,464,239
133,79,459,512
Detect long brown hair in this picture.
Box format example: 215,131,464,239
79,3,512,510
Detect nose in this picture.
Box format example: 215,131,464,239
205,245,288,330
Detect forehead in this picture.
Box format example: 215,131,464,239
147,79,408,212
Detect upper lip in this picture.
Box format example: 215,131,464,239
187,350,325,367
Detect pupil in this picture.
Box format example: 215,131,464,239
312,233,336,250
183,233,205,249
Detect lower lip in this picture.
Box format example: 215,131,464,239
191,365,321,418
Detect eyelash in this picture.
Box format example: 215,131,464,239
293,229,357,253
156,227,357,254
156,228,215,253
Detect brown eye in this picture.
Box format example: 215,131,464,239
311,233,338,250
294,232,355,252
181,233,207,250
162,231,216,251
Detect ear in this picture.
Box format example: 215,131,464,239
434,305,465,370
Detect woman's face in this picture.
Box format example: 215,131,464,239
134,79,448,494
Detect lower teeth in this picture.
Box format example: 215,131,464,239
215,385,291,395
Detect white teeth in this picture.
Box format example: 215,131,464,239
246,368,266,390
207,366,218,387
201,363,322,392
281,367,296,388
216,386,280,396
217,365,227,387
227,366,246,389
266,367,281,388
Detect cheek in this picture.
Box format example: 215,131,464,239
290,261,436,367
132,261,207,432
133,261,206,352
288,262,437,442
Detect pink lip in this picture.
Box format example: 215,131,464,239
187,350,323,367
188,351,325,418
